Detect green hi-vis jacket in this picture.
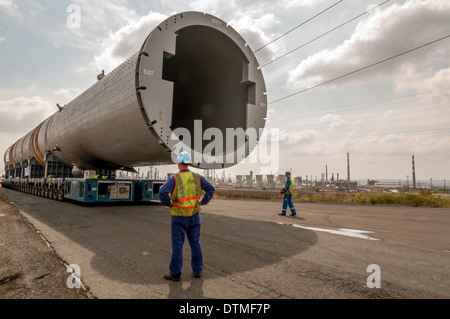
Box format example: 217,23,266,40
285,177,294,195
170,171,202,217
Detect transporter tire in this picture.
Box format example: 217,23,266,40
57,189,64,202
52,189,58,200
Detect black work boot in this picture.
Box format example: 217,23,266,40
164,273,180,281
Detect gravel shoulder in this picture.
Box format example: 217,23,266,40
0,194,90,299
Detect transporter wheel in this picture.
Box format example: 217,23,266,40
52,189,58,200
44,188,49,198
57,189,64,202
40,188,45,197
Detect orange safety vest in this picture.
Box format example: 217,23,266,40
170,171,202,217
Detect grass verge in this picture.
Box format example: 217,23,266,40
0,188,9,203
214,188,450,208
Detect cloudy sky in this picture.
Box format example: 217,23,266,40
1,0,449,183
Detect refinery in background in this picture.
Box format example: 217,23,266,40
1,153,447,193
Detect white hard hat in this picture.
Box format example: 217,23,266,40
176,151,192,164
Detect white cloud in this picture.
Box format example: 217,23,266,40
93,11,168,72
278,128,318,145
228,10,282,64
0,37,6,43
92,7,278,72
278,0,327,9
159,0,230,15
188,0,222,13
0,96,54,133
320,113,345,129
287,0,450,91
0,0,44,19
0,0,21,17
73,0,139,31
54,88,84,105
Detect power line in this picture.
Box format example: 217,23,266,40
260,0,391,68
254,0,344,53
282,106,450,132
272,89,450,120
220,0,246,19
268,34,450,105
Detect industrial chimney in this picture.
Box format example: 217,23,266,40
347,152,350,182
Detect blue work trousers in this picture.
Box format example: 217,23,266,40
170,212,203,276
282,194,296,215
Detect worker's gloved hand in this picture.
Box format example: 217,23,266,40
280,189,285,194
169,202,174,208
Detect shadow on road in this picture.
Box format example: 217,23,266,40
3,189,318,287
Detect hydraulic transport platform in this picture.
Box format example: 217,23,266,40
2,177,164,204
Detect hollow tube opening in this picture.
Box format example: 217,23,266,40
163,25,249,149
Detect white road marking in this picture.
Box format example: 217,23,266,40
278,223,379,240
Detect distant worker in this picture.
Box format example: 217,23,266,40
159,151,215,281
279,171,297,216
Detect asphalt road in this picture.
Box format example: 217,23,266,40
2,188,450,299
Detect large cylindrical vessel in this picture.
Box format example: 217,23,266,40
4,11,267,173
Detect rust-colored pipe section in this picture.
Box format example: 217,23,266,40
9,142,16,166
30,121,46,167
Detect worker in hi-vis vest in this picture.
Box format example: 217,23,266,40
159,151,215,281
279,171,297,216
